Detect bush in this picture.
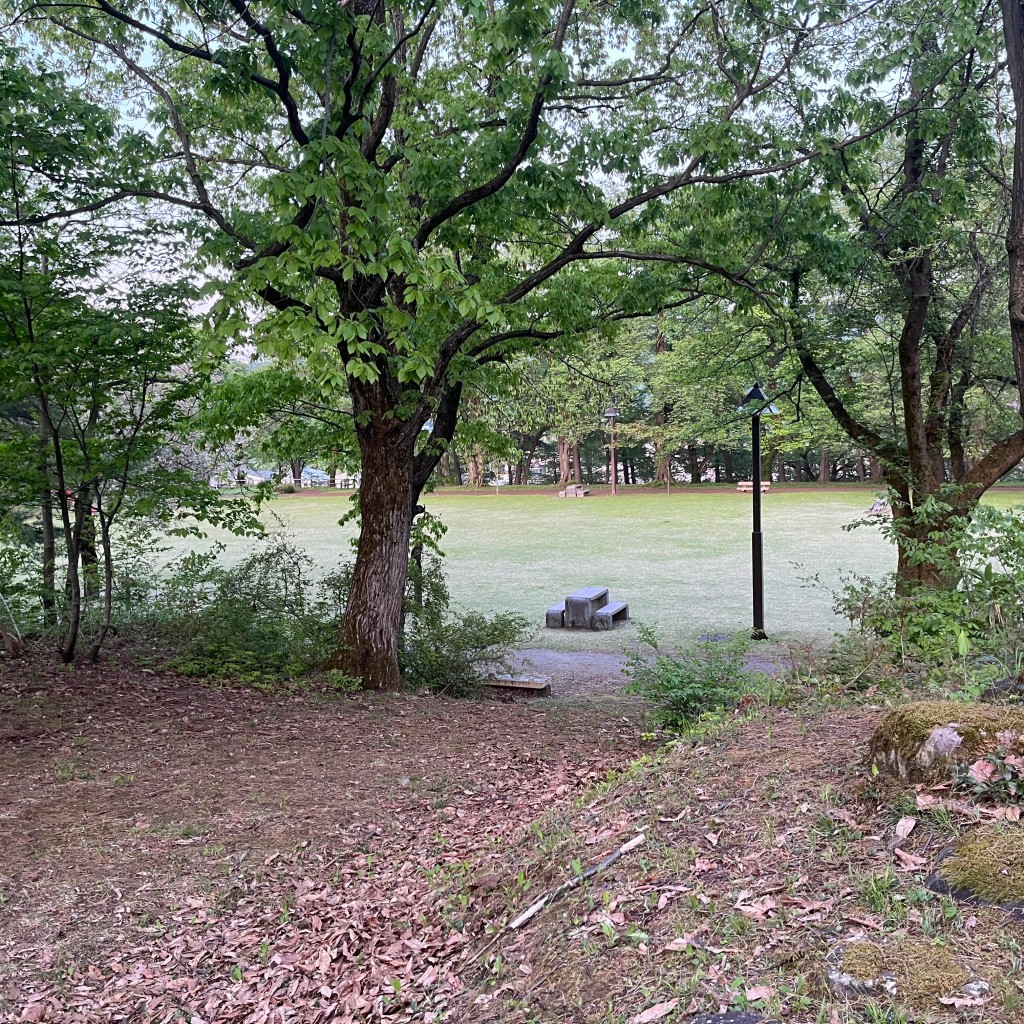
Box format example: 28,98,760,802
837,501,1024,667
625,625,759,730
398,551,531,695
137,533,339,682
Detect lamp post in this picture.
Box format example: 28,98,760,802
739,384,778,640
604,405,619,495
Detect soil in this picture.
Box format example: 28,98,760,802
0,656,651,1021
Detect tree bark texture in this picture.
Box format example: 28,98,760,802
333,421,416,691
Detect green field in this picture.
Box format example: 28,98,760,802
158,484,1024,650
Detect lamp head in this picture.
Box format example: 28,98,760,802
738,383,779,416
603,406,619,420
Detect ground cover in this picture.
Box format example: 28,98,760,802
3,657,1021,1023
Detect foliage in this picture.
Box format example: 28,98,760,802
400,603,532,698
835,503,1024,666
139,536,341,683
953,747,1024,805
625,624,760,730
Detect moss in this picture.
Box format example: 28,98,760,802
841,940,887,980
939,824,1024,903
869,700,1024,780
839,937,968,1007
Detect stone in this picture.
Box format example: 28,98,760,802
825,938,982,1008
926,825,1024,919
689,1015,779,1024
868,701,1024,782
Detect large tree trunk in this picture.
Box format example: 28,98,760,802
572,442,582,484
818,447,829,484
332,422,415,691
557,435,571,484
723,450,736,483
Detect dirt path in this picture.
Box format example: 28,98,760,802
0,659,651,1020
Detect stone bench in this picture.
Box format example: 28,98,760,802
545,600,566,628
558,484,591,498
593,600,629,630
736,480,770,493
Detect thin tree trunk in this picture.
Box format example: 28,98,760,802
38,428,56,626
453,450,464,486
88,508,115,661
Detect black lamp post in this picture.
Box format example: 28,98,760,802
604,405,619,495
739,384,778,640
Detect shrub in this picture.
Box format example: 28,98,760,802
836,501,1024,668
625,624,759,730
138,533,338,681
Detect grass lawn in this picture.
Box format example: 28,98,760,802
156,485,1024,650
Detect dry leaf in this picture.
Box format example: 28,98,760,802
745,984,774,1001
893,816,916,844
628,998,678,1024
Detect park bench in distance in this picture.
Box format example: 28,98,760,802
736,480,770,493
557,483,591,498
546,586,629,630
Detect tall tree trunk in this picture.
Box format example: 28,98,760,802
290,458,305,488
467,452,485,487
333,423,415,691
1002,0,1024,427
452,450,464,486
723,450,736,484
88,507,115,661
557,435,571,484
687,444,700,483
38,426,56,626
572,442,582,484
818,447,829,484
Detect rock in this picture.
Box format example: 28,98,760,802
926,824,1024,919
868,701,1024,782
825,937,972,1008
690,1015,779,1024
963,980,991,999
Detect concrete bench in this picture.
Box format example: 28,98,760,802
557,484,591,498
545,600,566,628
736,480,770,493
593,600,629,630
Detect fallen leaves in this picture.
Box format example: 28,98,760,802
628,998,678,1023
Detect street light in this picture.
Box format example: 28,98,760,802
738,384,779,640
604,406,619,496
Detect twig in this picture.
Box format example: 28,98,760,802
510,833,646,930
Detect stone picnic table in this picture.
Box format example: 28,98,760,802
546,586,629,631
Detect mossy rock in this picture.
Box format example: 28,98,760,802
868,700,1024,782
826,937,971,1008
929,824,1024,918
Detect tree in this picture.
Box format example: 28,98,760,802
13,0,892,687
764,2,1024,585
0,46,257,660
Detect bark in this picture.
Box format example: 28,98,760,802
1002,0,1024,416
452,450,464,486
290,458,305,488
38,428,56,626
467,451,486,487
572,442,582,484
687,444,700,484
88,506,115,661
818,447,829,484
556,435,571,484
332,421,416,691
723,450,736,483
